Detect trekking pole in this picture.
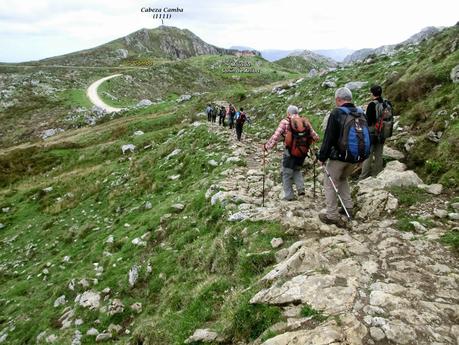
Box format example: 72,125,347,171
322,166,352,221
313,157,316,198
262,147,266,207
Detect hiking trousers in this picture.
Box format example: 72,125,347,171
360,141,384,179
219,116,225,126
207,112,211,122
324,160,356,220
229,120,234,129
282,151,304,200
235,123,244,140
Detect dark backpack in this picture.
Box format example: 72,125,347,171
373,100,394,141
337,107,371,163
236,112,246,124
284,117,313,158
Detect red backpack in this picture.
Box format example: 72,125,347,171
284,117,313,158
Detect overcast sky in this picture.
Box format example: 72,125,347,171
0,0,458,62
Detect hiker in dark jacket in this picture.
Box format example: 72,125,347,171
211,105,218,123
219,106,226,126
234,108,251,141
318,87,360,227
206,104,212,122
359,85,393,179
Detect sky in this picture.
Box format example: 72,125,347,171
0,0,458,62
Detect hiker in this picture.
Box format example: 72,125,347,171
206,104,212,122
317,87,371,226
359,85,394,179
219,105,226,126
211,104,218,123
235,107,250,141
228,104,236,129
264,105,319,201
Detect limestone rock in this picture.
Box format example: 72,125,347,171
133,130,144,136
121,144,135,154
251,274,356,314
345,81,368,90
383,146,405,160
177,94,192,102
107,299,124,316
86,328,99,336
54,295,67,307
136,99,153,107
418,183,443,195
77,291,100,310
448,213,459,220
128,265,139,287
185,329,223,343
369,327,385,341
433,209,448,218
376,169,423,188
131,302,142,313
95,333,112,342
271,238,284,248
261,324,343,345
321,80,336,88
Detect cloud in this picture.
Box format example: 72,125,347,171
0,0,458,62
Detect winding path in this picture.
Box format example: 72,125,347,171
86,74,124,113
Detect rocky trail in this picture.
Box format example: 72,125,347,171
192,121,459,345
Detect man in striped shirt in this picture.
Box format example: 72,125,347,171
264,105,320,201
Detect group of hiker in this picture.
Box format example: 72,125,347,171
263,85,394,228
206,103,251,141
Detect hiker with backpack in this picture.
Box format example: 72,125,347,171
228,104,236,129
235,108,251,141
211,104,218,123
359,85,394,179
317,87,371,227
264,105,319,201
219,105,226,126
206,104,213,122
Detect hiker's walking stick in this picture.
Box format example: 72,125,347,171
262,147,266,207
323,166,352,221
313,158,316,198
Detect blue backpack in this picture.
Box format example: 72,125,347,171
337,107,371,163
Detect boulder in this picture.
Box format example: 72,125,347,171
177,94,192,102
76,291,100,310
418,183,443,195
376,169,423,188
383,146,404,160
344,81,368,90
185,329,223,344
53,295,67,307
271,237,284,248
121,144,135,154
128,265,139,287
136,99,153,107
321,80,337,88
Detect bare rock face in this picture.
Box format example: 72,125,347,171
261,323,344,345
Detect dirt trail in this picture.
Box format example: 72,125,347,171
86,74,124,113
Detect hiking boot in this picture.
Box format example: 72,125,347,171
338,207,353,218
319,213,347,228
